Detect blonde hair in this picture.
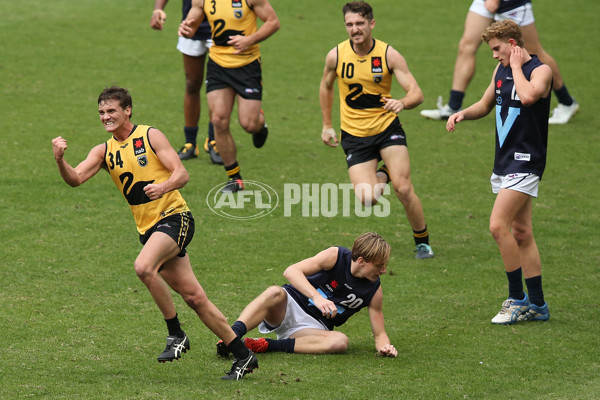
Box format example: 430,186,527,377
351,232,390,265
481,19,525,47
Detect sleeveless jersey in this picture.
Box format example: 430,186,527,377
283,247,381,330
203,0,260,68
104,125,189,234
493,55,550,178
336,39,397,137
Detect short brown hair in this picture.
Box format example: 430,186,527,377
98,86,133,118
342,2,373,21
351,232,390,266
481,19,525,47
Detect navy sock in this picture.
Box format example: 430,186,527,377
265,338,295,353
448,90,465,111
208,122,215,142
525,275,545,306
184,126,199,146
231,320,247,339
506,268,524,300
165,314,184,337
553,85,574,106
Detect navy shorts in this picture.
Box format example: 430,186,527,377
206,58,262,100
139,212,195,258
340,118,408,168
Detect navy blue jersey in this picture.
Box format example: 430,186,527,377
493,55,550,178
498,0,530,13
283,247,381,330
182,0,211,40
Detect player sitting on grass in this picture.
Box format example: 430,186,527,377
217,232,398,357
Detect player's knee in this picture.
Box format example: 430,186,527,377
211,113,230,131
185,77,203,93
392,181,412,204
326,332,349,353
182,290,209,310
239,116,261,134
488,220,505,242
134,259,154,282
512,225,533,247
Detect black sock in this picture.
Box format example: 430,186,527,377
227,336,250,359
208,122,215,142
265,338,295,353
413,226,429,246
183,126,198,146
231,321,247,339
448,90,465,111
165,314,184,337
506,268,525,300
553,85,574,106
525,275,545,306
225,162,242,180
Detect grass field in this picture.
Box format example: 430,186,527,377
1,1,599,399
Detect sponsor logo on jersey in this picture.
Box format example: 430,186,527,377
133,137,146,156
120,143,129,149
514,152,531,161
234,10,243,18
373,74,382,84
371,57,382,73
390,134,405,141
232,0,242,8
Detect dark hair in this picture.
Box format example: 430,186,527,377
98,86,133,118
342,1,373,21
351,232,390,265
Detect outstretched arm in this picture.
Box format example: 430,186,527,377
52,137,105,187
368,287,397,357
446,65,498,132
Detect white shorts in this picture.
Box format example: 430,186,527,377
469,0,535,26
490,172,540,197
258,288,328,340
177,36,212,57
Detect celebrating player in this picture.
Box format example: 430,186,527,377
51,86,258,380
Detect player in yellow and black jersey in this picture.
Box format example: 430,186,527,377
179,0,280,192
51,86,258,380
320,2,434,259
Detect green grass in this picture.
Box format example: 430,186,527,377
1,0,599,399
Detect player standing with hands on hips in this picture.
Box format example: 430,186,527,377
51,86,258,380
320,1,434,259
446,20,551,324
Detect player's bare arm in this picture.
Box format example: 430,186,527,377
228,0,280,54
368,287,397,357
447,68,497,132
382,46,424,113
319,48,339,147
150,0,168,30
511,47,552,106
143,128,189,200
52,137,106,187
283,247,339,318
178,0,205,38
